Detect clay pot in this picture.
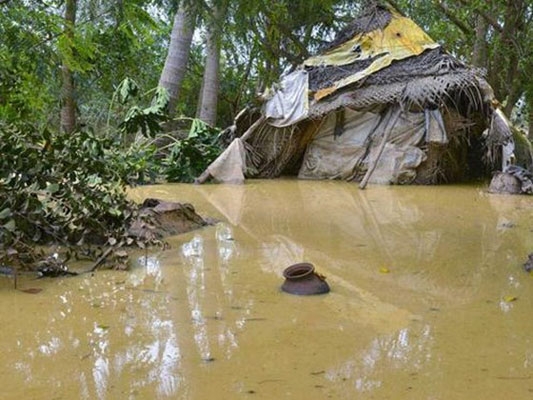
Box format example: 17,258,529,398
281,263,330,295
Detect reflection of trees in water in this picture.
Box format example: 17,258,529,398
177,226,263,386
71,224,258,399
81,256,185,399
325,324,435,395
66,224,253,399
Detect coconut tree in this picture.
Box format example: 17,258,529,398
196,0,227,126
158,0,198,116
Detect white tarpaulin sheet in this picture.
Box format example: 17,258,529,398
299,108,427,184
207,138,247,184
425,109,447,144
264,70,309,128
298,109,380,180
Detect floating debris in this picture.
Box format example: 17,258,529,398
503,295,518,303
18,288,43,294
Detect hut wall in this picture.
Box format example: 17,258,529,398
298,108,428,184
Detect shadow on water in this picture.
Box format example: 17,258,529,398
2,180,533,399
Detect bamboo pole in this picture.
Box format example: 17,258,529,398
359,109,402,190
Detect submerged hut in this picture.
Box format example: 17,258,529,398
198,4,516,186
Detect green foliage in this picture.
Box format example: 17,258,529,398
0,122,139,266
107,77,170,140
112,140,161,185
108,78,220,184
80,1,168,130
162,119,223,183
229,0,354,88
0,2,59,127
0,0,166,131
117,77,141,104
119,86,170,138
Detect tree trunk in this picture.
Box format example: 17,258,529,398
197,3,225,126
528,95,533,140
471,14,487,68
488,0,522,101
60,0,77,134
158,2,197,116
529,111,533,141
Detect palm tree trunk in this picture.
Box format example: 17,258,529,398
158,2,197,116
197,4,225,127
60,0,77,134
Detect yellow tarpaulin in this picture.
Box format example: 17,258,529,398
305,12,439,101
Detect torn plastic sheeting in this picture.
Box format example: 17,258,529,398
207,138,247,184
369,144,427,185
425,109,448,144
264,70,309,128
299,108,427,183
305,14,439,101
305,14,438,68
298,109,382,180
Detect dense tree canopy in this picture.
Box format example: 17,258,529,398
2,0,533,131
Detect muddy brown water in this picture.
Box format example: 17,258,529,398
2,180,533,399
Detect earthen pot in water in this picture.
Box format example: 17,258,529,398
281,263,330,295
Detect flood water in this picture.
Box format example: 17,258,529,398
2,180,533,399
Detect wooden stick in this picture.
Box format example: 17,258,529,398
194,169,212,184
359,109,402,190
88,241,124,273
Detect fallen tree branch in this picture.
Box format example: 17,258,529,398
88,241,124,272
241,115,266,142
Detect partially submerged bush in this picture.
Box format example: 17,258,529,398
0,122,138,267
0,80,224,269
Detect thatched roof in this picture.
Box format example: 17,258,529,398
320,4,393,52
304,4,490,117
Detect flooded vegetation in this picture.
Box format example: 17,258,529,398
2,181,533,399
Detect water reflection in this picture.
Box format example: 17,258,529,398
3,182,533,399
182,235,212,361
178,229,254,364
90,323,109,400
323,322,435,397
